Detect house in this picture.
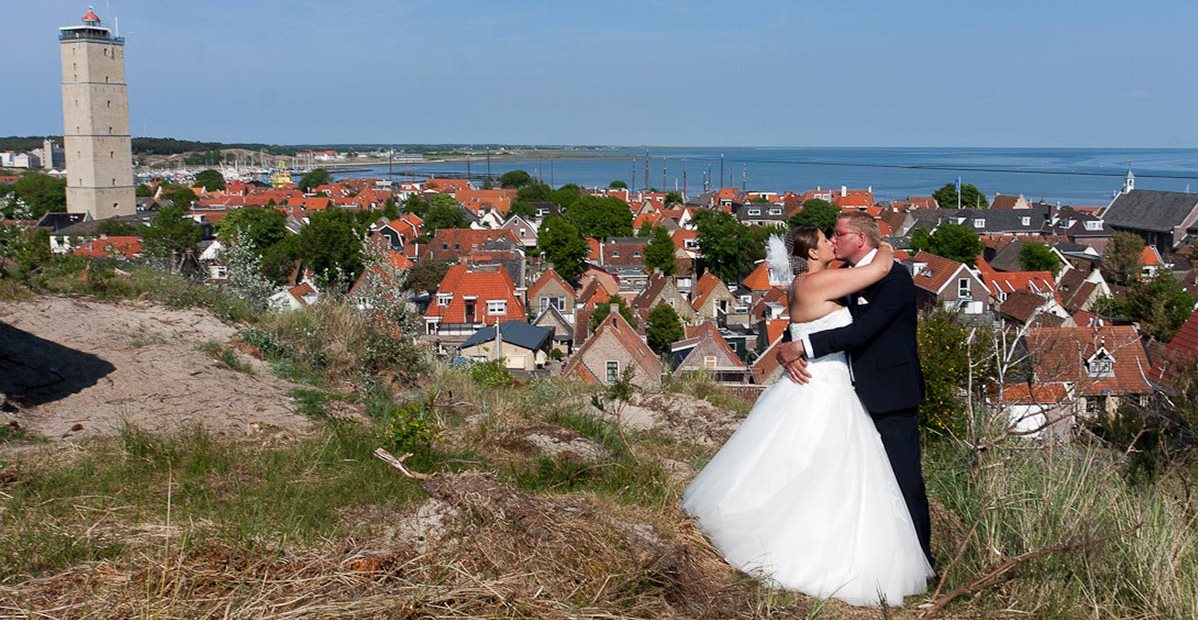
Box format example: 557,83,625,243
990,194,1032,210
526,268,576,321
908,251,988,314
735,202,788,227
562,310,662,388
1149,309,1198,388
691,271,740,324
996,290,1071,327
1139,245,1167,278
374,214,424,252
269,281,319,311
500,215,539,248
1055,267,1110,314
670,321,751,384
1100,189,1198,253
991,383,1080,441
633,273,697,324
595,237,649,268
458,321,553,371
981,271,1058,304
740,261,776,308
1024,325,1154,421
421,228,522,262
532,304,575,355
423,264,526,343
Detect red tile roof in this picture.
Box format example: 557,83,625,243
911,251,968,294
527,268,573,300
741,261,772,291
71,236,141,258
691,271,726,311
424,264,525,325
1025,325,1152,396
982,271,1057,298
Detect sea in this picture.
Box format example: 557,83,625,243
333,147,1198,207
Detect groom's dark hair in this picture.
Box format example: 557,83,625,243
838,212,881,248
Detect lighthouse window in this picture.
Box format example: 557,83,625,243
110,151,114,159
112,178,116,186
106,100,111,108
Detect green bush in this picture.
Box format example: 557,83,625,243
469,359,513,388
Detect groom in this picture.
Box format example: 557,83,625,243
777,212,933,567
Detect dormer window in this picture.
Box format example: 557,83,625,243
437,293,452,307
685,239,699,249
769,208,782,215
1087,348,1115,377
1084,221,1102,231
1021,216,1031,226
747,208,761,216
973,218,986,228
487,300,507,314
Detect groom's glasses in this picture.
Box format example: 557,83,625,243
833,229,863,239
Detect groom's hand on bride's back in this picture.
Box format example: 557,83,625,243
776,341,811,384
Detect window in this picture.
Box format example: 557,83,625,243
1084,221,1102,231
612,251,620,258
958,278,971,299
1021,216,1030,226
106,100,111,108
633,251,641,258
704,355,718,369
973,218,985,228
437,293,452,307
1086,396,1106,418
606,361,620,383
684,239,699,249
1088,351,1114,377
747,208,761,216
487,300,507,314
540,297,550,313
769,208,782,215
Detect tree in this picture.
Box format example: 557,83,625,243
909,227,932,253
927,223,983,266
403,193,427,217
664,191,684,206
646,302,684,355
917,307,994,437
608,180,628,189
217,205,287,250
298,168,332,192
694,210,763,282
423,202,469,234
161,184,197,209
644,226,677,276
96,218,139,236
1018,243,1062,276
222,235,274,311
564,195,633,240
506,200,540,221
260,235,300,284
193,169,226,191
590,295,637,331
550,183,582,208
517,181,552,203
1103,271,1194,341
787,199,839,236
499,169,533,189
382,198,400,220
537,215,588,284
142,205,201,260
404,259,452,294
933,181,989,209
136,184,154,197
297,208,364,291
12,174,66,218
1101,231,1145,286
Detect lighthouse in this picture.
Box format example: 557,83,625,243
59,6,135,219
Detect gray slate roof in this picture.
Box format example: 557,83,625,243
459,320,552,351
1103,190,1198,233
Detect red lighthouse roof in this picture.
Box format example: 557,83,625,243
82,7,101,23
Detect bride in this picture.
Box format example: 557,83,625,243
681,225,933,607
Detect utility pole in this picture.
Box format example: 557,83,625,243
486,148,492,185
662,166,667,192
719,153,725,190
643,150,650,191
741,164,747,191
682,160,688,201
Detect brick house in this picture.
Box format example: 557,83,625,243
562,311,662,388
691,271,741,324
633,273,697,324
670,321,750,384
526,268,576,321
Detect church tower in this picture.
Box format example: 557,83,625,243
1123,168,1135,194
59,7,135,219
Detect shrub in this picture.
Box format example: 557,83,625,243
470,359,513,388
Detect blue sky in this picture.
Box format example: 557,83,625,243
6,0,1196,147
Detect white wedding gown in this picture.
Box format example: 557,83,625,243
681,307,933,607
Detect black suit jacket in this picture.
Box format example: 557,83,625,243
808,260,925,415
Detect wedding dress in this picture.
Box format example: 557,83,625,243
681,306,933,607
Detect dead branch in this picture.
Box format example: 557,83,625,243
373,448,432,480
919,525,1139,618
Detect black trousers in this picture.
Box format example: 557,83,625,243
872,406,933,568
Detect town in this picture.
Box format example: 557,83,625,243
7,153,1198,441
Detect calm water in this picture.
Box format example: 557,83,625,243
335,147,1198,206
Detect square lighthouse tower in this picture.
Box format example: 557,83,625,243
59,7,135,219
